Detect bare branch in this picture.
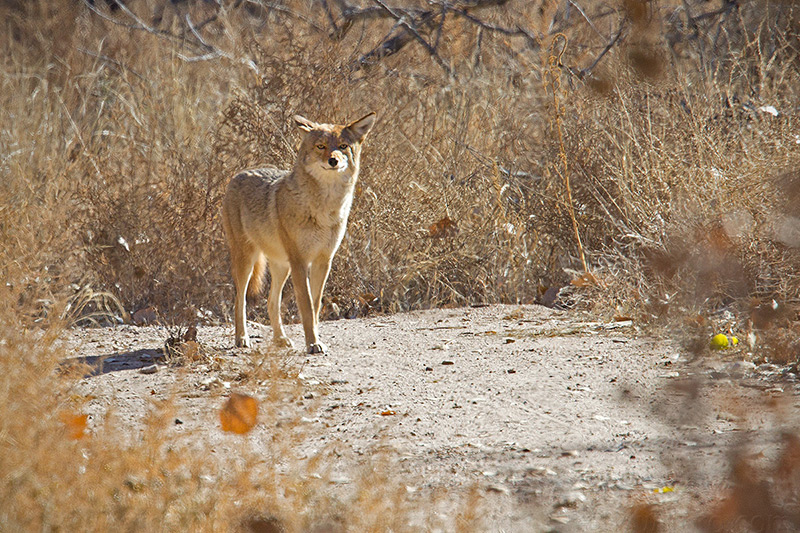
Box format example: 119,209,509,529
574,20,626,78
355,0,453,77
244,0,326,33
77,47,147,81
177,50,225,62
185,13,213,50
433,4,446,51
450,8,540,49
82,0,262,78
355,20,417,68
81,0,211,54
567,0,606,40
332,3,428,40
320,0,340,34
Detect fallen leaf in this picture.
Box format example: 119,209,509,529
428,216,458,238
60,412,88,440
358,293,379,307
570,271,600,287
629,502,660,532
220,392,258,434
380,410,396,416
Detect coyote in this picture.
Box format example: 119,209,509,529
221,112,376,353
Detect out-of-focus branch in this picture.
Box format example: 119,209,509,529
82,0,261,76
450,7,539,49
245,0,326,33
571,20,626,78
81,0,679,83
371,0,452,76
349,0,521,73
83,0,207,53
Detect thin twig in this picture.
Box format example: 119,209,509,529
77,47,147,81
567,0,605,39
433,4,446,50
373,0,453,77
576,20,626,78
320,0,340,34
456,139,537,181
245,0,326,33
185,14,213,49
451,8,539,48
82,0,210,54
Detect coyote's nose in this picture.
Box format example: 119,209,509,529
328,157,338,167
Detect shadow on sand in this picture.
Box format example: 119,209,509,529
64,348,165,377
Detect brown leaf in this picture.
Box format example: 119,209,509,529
775,432,800,483
428,216,458,238
570,271,600,287
220,392,258,434
629,503,660,533
60,412,88,440
242,514,285,533
380,410,396,416
358,293,378,307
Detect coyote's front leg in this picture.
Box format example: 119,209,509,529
289,259,326,354
309,253,333,325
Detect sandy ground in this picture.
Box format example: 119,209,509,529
61,304,800,531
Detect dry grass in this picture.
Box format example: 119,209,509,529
3,0,800,529
6,0,797,323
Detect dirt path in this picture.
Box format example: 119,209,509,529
62,304,798,531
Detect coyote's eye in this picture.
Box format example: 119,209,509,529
316,144,325,150
338,144,349,151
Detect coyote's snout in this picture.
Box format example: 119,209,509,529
221,112,376,353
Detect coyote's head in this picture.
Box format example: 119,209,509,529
293,112,376,183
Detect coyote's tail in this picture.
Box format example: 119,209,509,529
248,253,267,297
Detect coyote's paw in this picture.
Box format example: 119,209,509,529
307,342,327,354
273,336,294,349
235,337,251,349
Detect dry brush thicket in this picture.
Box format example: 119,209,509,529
3,0,799,325
2,0,800,530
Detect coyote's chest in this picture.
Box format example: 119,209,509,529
309,191,353,229
297,196,351,256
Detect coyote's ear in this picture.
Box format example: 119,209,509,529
293,115,317,132
346,112,376,142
